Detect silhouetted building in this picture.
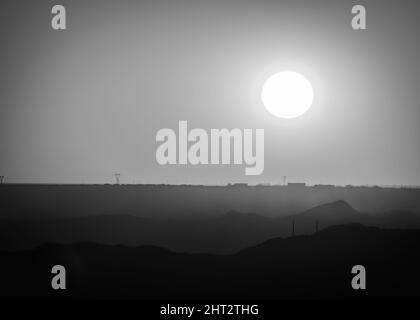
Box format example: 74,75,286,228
288,182,306,187
227,183,248,187
314,184,334,188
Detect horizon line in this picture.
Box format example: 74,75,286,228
1,182,420,189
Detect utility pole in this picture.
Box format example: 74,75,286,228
114,173,121,185
292,219,295,237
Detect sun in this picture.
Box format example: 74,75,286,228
261,71,314,119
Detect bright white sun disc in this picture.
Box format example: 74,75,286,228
261,71,314,119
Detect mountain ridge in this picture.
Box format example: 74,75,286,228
1,200,420,253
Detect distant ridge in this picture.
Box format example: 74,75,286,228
1,184,420,220
213,210,271,223
1,200,420,253
292,200,361,222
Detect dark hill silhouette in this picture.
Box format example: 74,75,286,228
1,224,419,300
281,200,364,234
296,200,361,220
212,210,270,224
1,200,420,253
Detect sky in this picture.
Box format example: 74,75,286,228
0,0,420,186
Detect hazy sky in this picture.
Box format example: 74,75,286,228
1,0,420,185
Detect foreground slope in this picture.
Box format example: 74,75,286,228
1,224,419,299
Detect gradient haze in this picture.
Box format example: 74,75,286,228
0,0,419,186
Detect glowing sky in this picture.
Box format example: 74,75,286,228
1,0,420,186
